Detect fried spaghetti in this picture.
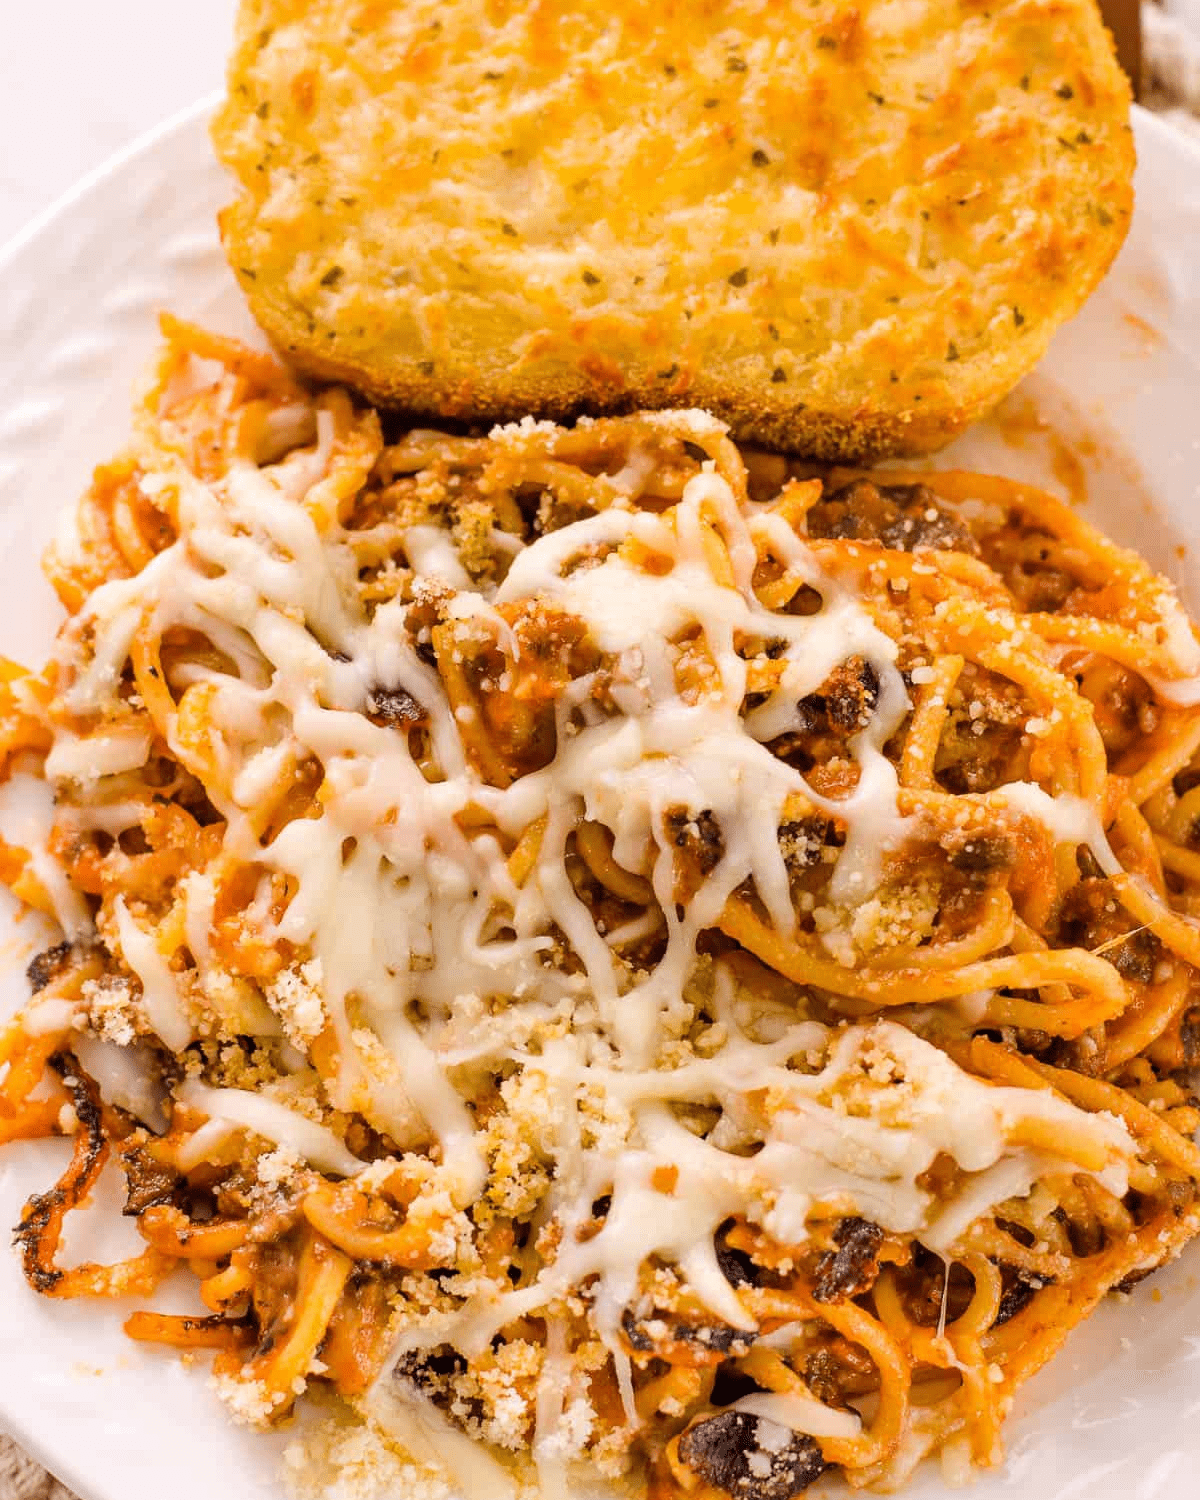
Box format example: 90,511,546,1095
2,318,1200,1498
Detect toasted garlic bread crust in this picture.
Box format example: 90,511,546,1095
214,0,1133,460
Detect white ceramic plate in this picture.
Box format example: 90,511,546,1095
0,96,1199,1500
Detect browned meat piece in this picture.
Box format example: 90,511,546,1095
367,685,427,728
1075,658,1157,760
1051,1206,1106,1258
621,1306,756,1363
778,815,839,872
665,807,726,901
975,522,1078,613
813,1218,884,1304
715,1220,762,1288
798,658,880,735
943,832,1015,877
1180,1008,1200,1068
1021,567,1077,613
769,658,880,773
802,1336,882,1406
934,717,1025,795
393,1343,467,1392
993,1265,1050,1325
26,941,74,994
803,1347,843,1407
390,1344,481,1424
1058,878,1164,984
894,1246,975,1326
119,1145,184,1217
1109,929,1167,985
664,808,725,875
807,481,977,555
1113,1263,1157,1295
677,1411,827,1499
1173,766,1200,799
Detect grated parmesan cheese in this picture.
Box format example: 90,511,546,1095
266,957,328,1043
80,975,138,1046
209,1371,285,1427
283,1406,456,1500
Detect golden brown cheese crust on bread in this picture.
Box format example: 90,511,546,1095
213,0,1133,460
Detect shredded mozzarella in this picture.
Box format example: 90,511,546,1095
46,411,1152,1468
731,1392,862,1442
177,1080,365,1178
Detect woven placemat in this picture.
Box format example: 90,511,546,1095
2,9,1199,1497
1146,3,1200,132
0,1443,73,1500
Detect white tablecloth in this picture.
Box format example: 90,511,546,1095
0,0,238,248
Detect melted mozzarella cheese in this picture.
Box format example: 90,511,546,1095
113,895,193,1052
732,1392,862,1442
364,1375,519,1500
0,772,91,936
45,407,1156,1470
177,1080,365,1177
990,783,1121,875
45,725,153,782
74,1035,168,1132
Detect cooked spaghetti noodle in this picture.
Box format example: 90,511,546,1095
2,318,1200,1498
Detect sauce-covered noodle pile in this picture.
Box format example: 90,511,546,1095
3,319,1200,1498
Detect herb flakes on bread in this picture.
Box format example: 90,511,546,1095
214,0,1133,460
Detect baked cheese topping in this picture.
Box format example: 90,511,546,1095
32,397,1146,1468
12,339,1200,1499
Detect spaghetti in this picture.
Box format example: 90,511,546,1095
2,318,1200,1498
